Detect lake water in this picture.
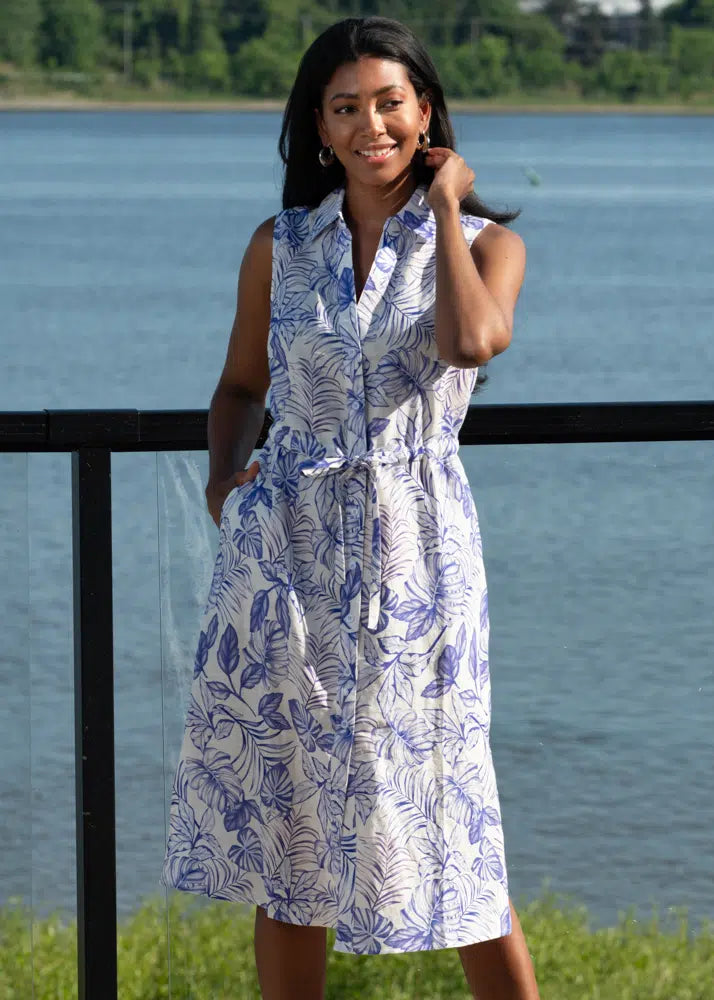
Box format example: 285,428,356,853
0,110,712,931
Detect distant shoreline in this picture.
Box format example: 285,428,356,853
1,94,713,115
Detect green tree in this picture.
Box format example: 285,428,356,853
232,35,301,96
261,0,326,49
638,0,663,50
661,0,714,27
185,0,229,90
513,46,569,90
572,2,607,66
667,24,714,94
542,0,580,34
39,0,103,71
230,0,315,96
0,0,42,66
508,14,568,90
432,43,478,97
433,33,517,98
596,48,671,98
93,0,192,77
220,0,269,52
132,0,190,59
472,31,516,94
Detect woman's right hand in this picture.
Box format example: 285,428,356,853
206,459,261,528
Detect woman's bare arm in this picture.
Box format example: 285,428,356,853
205,216,274,525
433,206,526,368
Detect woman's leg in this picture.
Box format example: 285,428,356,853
457,899,540,1000
253,905,328,1000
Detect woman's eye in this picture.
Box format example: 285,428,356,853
335,100,402,114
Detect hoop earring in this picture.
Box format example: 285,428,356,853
417,131,430,152
318,144,335,167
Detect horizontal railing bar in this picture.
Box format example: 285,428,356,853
0,410,49,446
0,401,713,451
460,399,714,445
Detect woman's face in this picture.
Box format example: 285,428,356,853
316,56,430,187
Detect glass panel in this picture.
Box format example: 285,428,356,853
114,449,260,996
156,449,260,995
463,440,714,929
28,452,77,993
0,454,32,995
111,452,169,992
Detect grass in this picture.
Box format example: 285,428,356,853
2,891,713,999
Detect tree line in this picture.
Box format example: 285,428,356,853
0,0,712,102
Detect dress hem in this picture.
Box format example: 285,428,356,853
161,878,512,956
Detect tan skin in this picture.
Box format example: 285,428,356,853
206,55,535,1000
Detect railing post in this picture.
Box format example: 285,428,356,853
72,448,117,1000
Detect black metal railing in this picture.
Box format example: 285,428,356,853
1,400,713,1000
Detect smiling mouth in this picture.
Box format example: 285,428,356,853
355,145,398,161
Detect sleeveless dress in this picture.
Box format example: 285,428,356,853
161,183,512,954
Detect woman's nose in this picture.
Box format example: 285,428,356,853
360,106,386,136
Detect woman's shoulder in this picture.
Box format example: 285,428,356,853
458,207,495,237
459,208,524,255
238,216,276,281
241,215,276,264
467,218,526,276
469,218,524,250
252,215,278,243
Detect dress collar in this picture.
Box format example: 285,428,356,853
307,183,435,243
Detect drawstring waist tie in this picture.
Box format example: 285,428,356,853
269,432,460,631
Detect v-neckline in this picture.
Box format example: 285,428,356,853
325,183,430,310
352,225,388,308
341,186,420,306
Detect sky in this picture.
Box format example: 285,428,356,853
519,0,674,13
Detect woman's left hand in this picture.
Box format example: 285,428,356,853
424,147,475,212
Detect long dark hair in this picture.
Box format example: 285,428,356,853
278,16,520,225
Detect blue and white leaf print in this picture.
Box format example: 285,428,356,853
337,267,354,311
372,710,437,767
239,658,264,690
228,827,264,872
217,624,240,676
355,831,411,912
224,795,261,832
184,748,246,812
162,183,509,954
231,509,263,559
185,688,214,752
258,692,292,732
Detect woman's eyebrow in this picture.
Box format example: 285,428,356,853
328,83,405,102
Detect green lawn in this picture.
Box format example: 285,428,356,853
2,892,713,999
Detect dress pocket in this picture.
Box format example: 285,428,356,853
220,477,256,527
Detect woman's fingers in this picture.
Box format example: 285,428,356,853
424,151,450,166
207,461,261,528
426,154,477,206
235,459,260,485
425,148,475,182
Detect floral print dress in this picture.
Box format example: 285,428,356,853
161,183,512,954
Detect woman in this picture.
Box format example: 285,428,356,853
162,16,536,1000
